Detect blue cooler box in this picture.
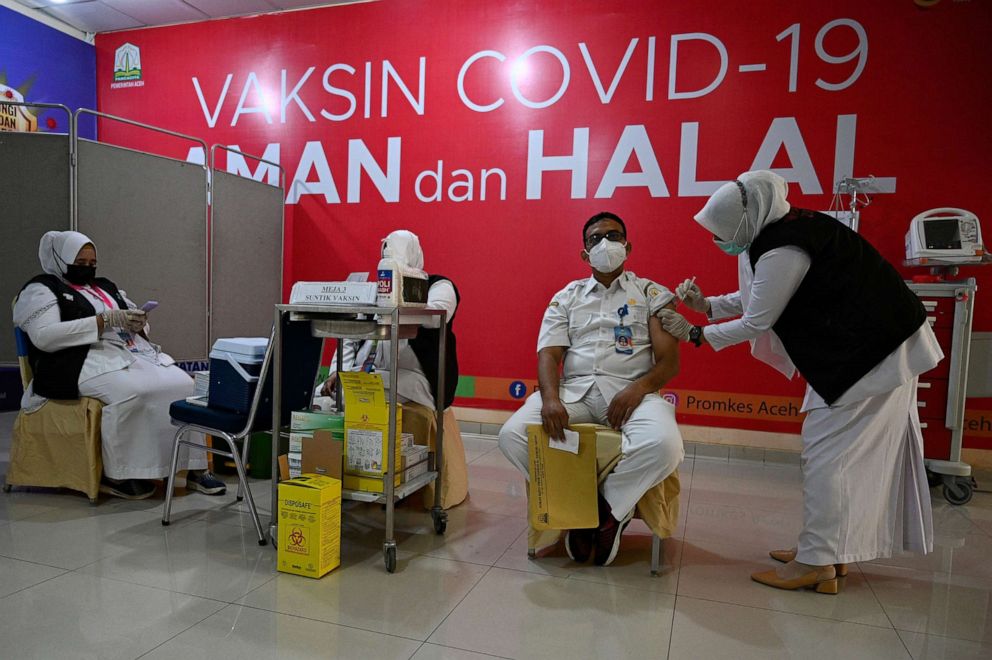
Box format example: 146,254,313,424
208,338,268,414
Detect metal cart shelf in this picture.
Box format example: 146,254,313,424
270,303,448,572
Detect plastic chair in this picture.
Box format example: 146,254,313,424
4,300,104,503
162,316,322,544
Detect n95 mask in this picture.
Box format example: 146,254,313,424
586,239,628,273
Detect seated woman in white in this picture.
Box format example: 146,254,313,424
13,231,223,500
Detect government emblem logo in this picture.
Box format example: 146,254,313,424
112,43,144,88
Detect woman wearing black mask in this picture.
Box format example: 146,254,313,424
13,231,225,500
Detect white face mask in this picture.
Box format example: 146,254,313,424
585,239,628,273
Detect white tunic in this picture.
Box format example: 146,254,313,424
701,247,941,563
702,247,943,406
14,282,206,479
341,279,458,409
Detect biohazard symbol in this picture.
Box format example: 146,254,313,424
289,527,306,547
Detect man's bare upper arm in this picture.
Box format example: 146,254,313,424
650,302,680,364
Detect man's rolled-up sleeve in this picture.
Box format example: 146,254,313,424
536,291,570,352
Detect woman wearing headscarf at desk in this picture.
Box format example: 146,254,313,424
319,229,469,509
659,171,942,595
13,231,224,500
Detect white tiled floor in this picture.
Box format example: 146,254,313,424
2,410,992,659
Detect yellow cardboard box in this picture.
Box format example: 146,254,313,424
527,423,599,530
277,474,342,578
339,372,403,481
341,444,430,493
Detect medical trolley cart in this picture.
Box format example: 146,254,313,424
269,303,448,573
905,276,978,505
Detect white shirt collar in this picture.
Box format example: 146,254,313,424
581,270,632,296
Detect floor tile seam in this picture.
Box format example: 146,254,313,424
686,500,802,520
419,551,503,569
231,600,432,643
68,543,163,572
235,566,283,601
0,569,70,602
667,456,696,659
859,561,992,586
467,448,501,465
0,549,72,571
893,626,992,646
672,593,898,630
416,641,514,659
687,488,802,502
859,562,913,656
132,600,233,660
957,516,992,539
862,560,992,581
66,567,246,607
0,502,127,524
423,564,496,644
562,571,679,596
493,561,677,597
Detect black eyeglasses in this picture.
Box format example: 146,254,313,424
584,230,626,248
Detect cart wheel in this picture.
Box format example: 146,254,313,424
432,510,447,535
926,470,942,489
2,484,11,493
384,544,397,573
943,478,973,506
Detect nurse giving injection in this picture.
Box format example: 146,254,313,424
659,171,941,594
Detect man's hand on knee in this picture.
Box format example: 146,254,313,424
540,398,569,440
607,382,649,430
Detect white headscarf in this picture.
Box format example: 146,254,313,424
693,170,791,246
694,171,796,379
380,229,426,273
39,230,95,279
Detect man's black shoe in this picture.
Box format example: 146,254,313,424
593,502,634,566
564,528,596,563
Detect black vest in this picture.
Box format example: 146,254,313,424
20,274,129,400
409,275,460,409
748,209,926,404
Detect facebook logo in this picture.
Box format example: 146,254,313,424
509,381,527,399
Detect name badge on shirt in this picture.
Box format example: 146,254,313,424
614,325,633,354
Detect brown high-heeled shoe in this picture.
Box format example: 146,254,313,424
751,566,839,594
769,549,849,577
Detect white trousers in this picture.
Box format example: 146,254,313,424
797,378,933,565
498,386,683,519
79,358,207,480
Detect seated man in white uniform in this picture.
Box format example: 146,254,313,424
13,231,220,500
498,212,684,566
321,230,459,412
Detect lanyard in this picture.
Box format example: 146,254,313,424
71,284,115,310
360,340,379,373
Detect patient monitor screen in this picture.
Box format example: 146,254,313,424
924,218,961,250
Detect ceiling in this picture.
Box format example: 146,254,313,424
14,0,362,34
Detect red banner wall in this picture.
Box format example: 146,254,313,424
94,0,992,436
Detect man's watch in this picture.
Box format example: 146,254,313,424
688,325,703,347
